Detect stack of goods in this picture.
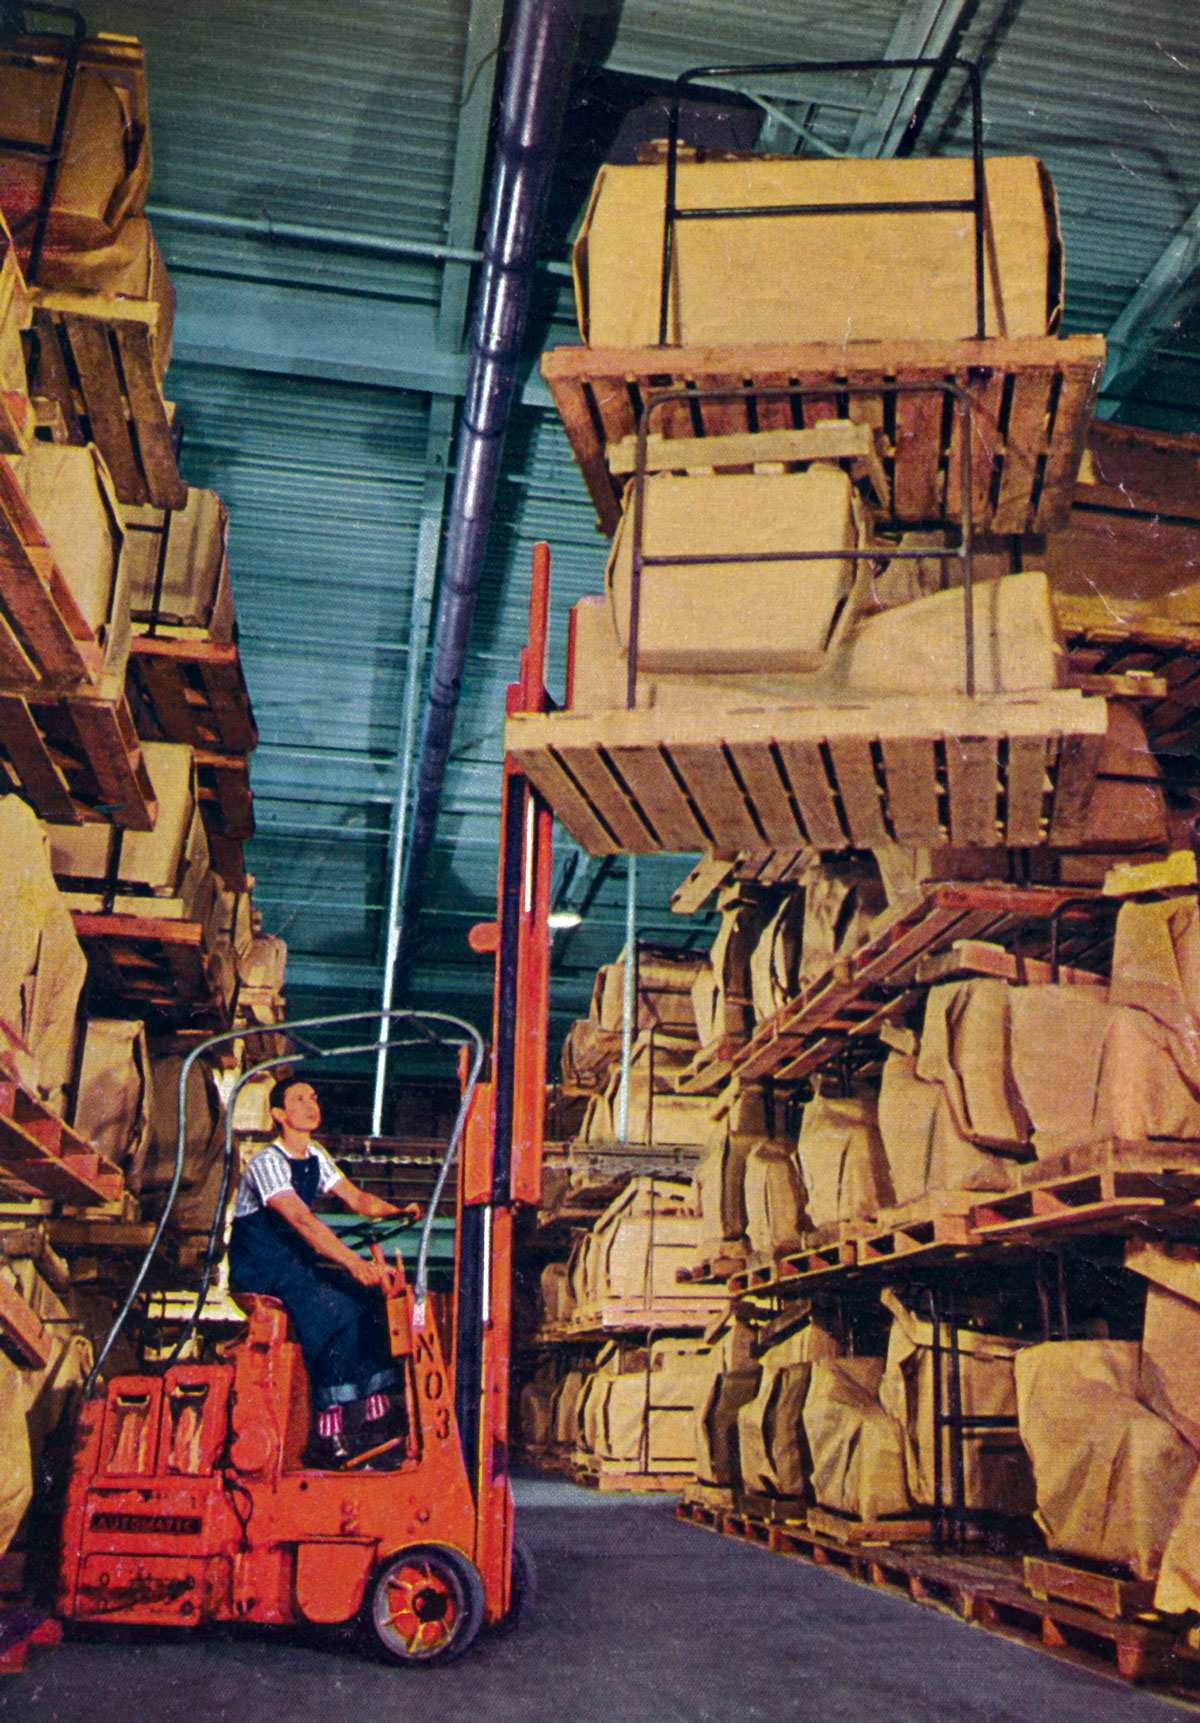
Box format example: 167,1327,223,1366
0,795,86,1116
573,1336,715,1478
569,1175,714,1323
738,1319,839,1501
693,1311,761,1490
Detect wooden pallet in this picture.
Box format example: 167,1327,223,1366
535,1296,728,1342
968,1139,1200,1242
194,750,254,842
70,909,231,1029
541,335,1105,538
569,1454,691,1493
0,677,156,829
806,1504,934,1545
679,1505,1188,1687
126,634,257,757
1023,1555,1157,1623
0,1078,124,1207
676,881,1117,1097
1057,607,1200,754
507,692,1109,861
26,294,186,510
676,1250,748,1286
0,454,104,690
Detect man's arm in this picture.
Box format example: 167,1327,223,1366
266,1189,385,1286
329,1177,422,1223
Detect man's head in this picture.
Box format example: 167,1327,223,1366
270,1078,321,1139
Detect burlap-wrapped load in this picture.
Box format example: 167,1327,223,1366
0,796,87,1115
694,1315,759,1488
0,1257,91,1558
590,946,703,1037
561,1018,622,1090
1127,1241,1200,1452
878,1289,1035,1513
797,858,887,991
694,1083,777,1258
0,38,150,258
587,1068,715,1147
750,889,806,1022
877,1052,1014,1205
538,1260,575,1329
576,1351,617,1456
583,1176,707,1309
519,1356,560,1455
11,440,128,677
1095,898,1200,1141
1015,1341,1197,1580
797,1089,894,1228
550,1368,586,1453
129,1054,226,1234
743,1139,809,1256
738,1322,840,1500
71,1018,153,1171
803,1357,914,1522
122,487,234,640
692,895,765,1048
587,1337,714,1470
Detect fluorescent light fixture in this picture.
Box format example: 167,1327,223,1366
548,909,583,930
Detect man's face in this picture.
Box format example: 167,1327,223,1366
274,1082,321,1136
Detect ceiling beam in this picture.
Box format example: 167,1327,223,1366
1096,199,1200,415
849,0,978,158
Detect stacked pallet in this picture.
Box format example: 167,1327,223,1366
511,138,1200,1680
0,29,276,1589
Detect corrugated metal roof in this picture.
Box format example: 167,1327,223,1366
63,1,1200,1067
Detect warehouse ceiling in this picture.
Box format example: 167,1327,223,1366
74,0,1200,1105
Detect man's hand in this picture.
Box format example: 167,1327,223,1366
346,1254,386,1289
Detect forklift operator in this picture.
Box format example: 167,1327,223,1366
228,1077,421,1468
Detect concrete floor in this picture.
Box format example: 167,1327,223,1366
4,1480,1191,1723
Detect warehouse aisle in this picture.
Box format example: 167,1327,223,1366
2,1484,1186,1722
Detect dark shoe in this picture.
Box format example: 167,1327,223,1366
301,1427,353,1469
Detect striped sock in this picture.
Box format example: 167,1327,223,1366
363,1392,387,1423
317,1407,343,1438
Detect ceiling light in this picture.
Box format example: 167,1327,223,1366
548,909,583,930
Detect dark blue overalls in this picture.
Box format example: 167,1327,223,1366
228,1151,396,1410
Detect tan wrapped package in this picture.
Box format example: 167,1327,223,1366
0,38,150,256
695,1364,761,1487
0,796,86,1112
550,1369,586,1451
606,467,858,675
738,1323,839,1499
574,156,1061,346
129,1054,225,1211
694,1134,752,1254
586,1071,714,1147
122,486,233,640
796,1090,893,1228
1126,1241,1200,1452
878,1289,1034,1513
692,897,765,1047
567,593,627,714
71,1018,152,1170
743,1139,809,1256
750,888,806,1022
877,1052,942,1205
0,1258,91,1558
591,946,704,1035
584,1176,707,1307
45,741,197,893
589,1337,714,1469
1008,984,1112,1157
1014,1340,1197,1580
576,1351,616,1455
519,1357,561,1453
917,979,1031,1149
803,1357,914,1521
10,440,128,668
797,858,887,990
1095,1008,1200,1141
538,1259,574,1329
34,218,174,385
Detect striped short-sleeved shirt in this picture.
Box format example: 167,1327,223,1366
233,1140,343,1218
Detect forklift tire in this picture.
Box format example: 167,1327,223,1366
493,1534,537,1634
366,1544,485,1666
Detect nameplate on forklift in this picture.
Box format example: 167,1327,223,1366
90,1511,203,1536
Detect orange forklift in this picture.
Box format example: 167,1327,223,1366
53,552,556,1665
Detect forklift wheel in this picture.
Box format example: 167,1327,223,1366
493,1534,537,1634
367,1544,485,1666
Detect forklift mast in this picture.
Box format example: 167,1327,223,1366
458,542,554,1605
